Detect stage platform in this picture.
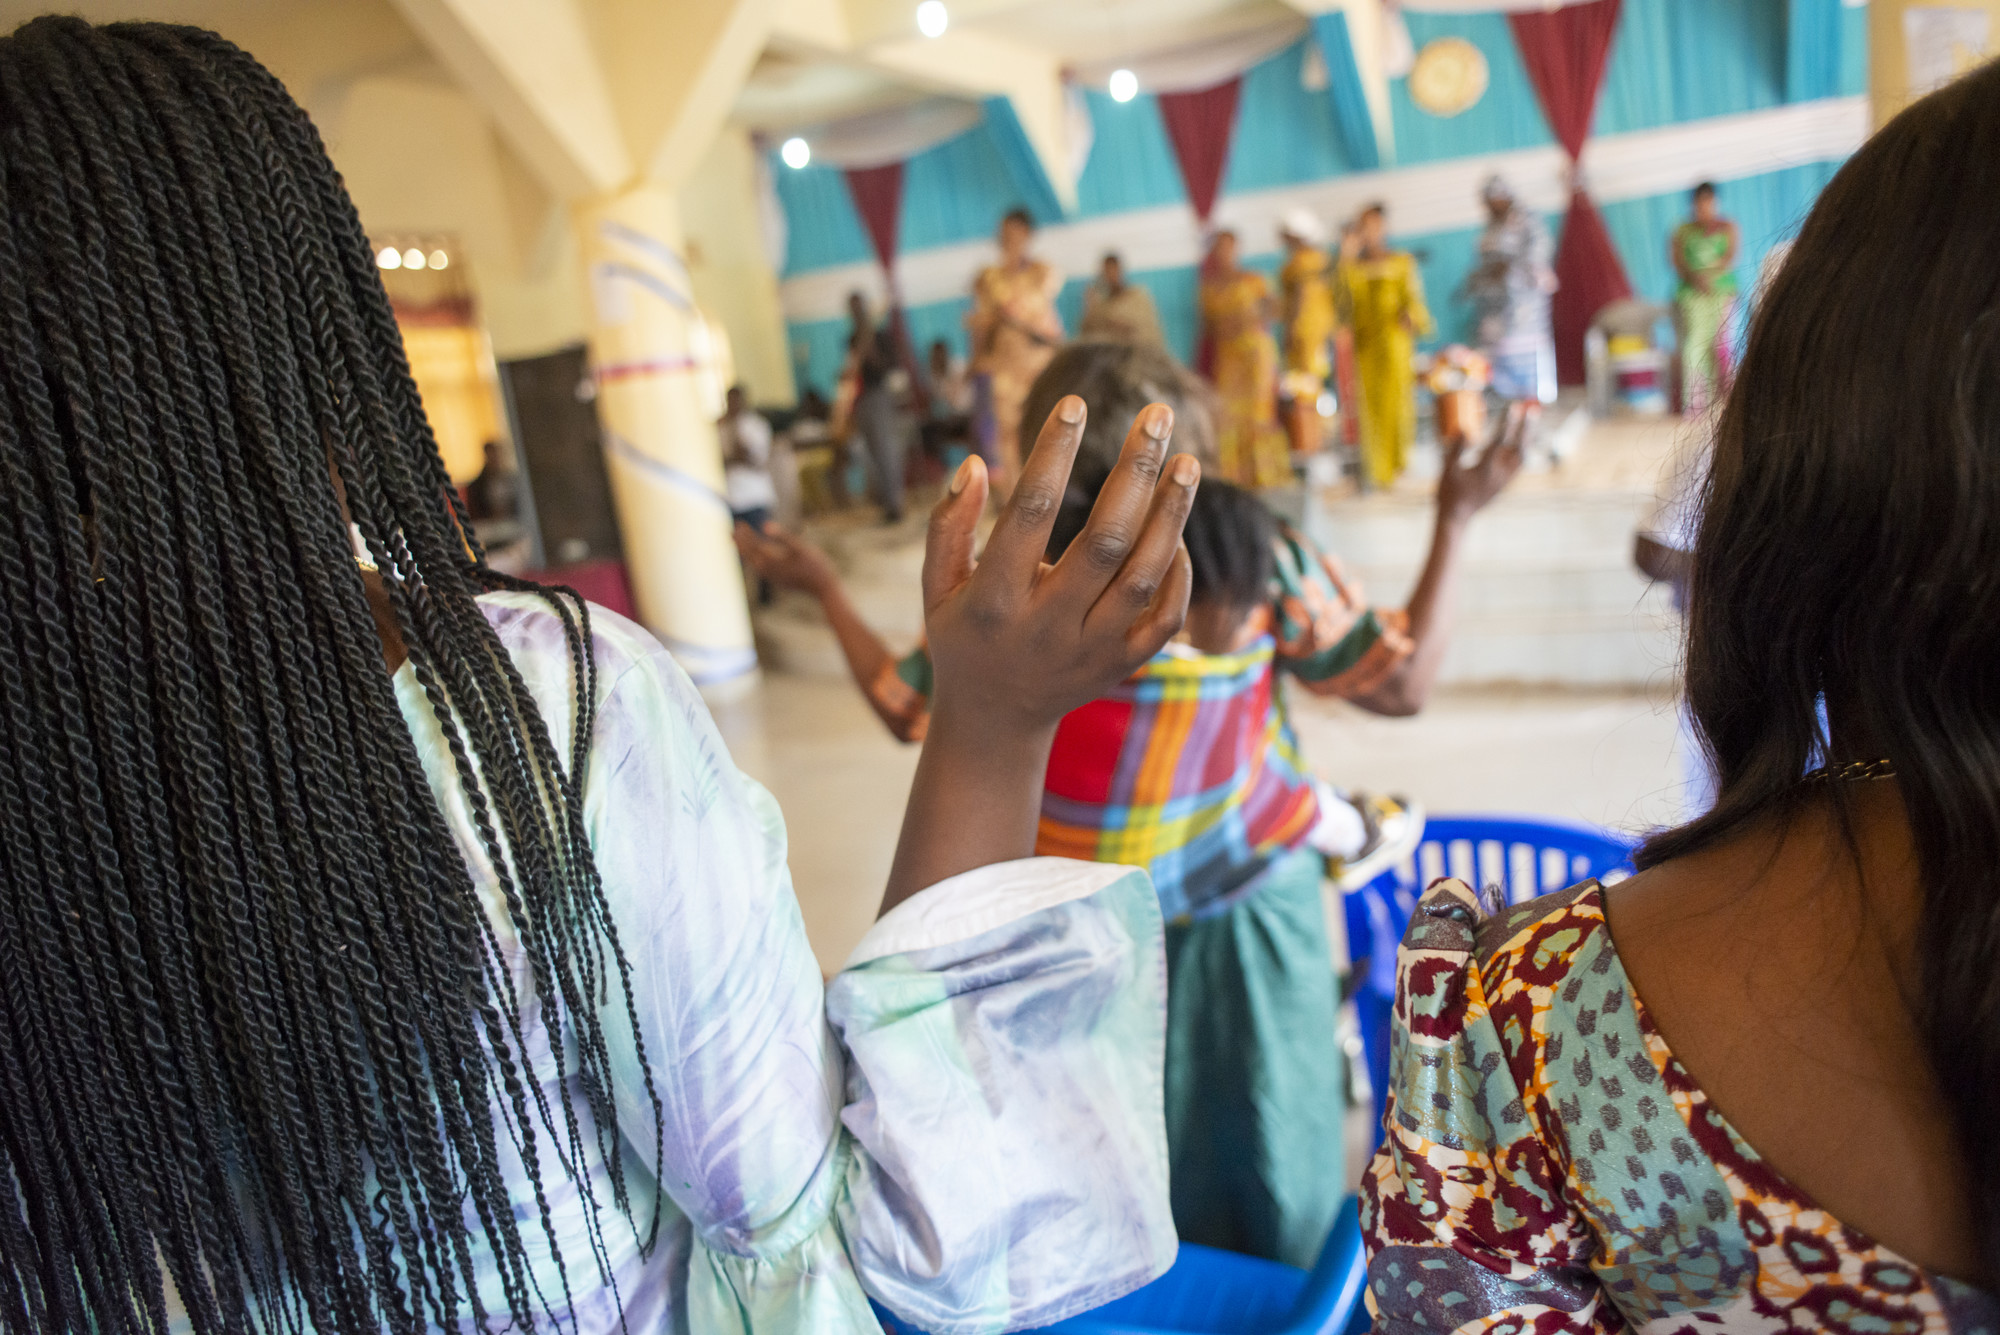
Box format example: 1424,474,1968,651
751,412,1699,691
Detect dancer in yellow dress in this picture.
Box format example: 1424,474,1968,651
1200,230,1292,489
1277,211,1339,459
1346,204,1434,489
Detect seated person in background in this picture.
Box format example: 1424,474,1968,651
1080,252,1166,348
720,383,779,602
739,340,1526,1269
921,338,975,464
1363,62,2000,1331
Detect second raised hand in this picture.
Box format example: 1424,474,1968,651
922,394,1201,739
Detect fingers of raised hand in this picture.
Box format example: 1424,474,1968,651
923,453,988,613
1053,403,1174,601
981,394,1087,587
1085,451,1199,641
1123,542,1195,663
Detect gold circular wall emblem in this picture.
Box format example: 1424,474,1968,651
1409,36,1489,118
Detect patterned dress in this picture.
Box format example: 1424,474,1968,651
1464,205,1557,403
1363,877,2000,1334
1202,267,1294,489
969,258,1064,484
159,591,1178,1335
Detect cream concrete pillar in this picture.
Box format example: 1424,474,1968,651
576,182,757,695
1871,0,2000,126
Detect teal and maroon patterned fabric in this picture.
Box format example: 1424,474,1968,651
1363,877,2000,1334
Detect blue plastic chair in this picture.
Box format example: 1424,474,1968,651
873,1198,1369,1335
1344,814,1638,1138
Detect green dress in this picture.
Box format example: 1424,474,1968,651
1674,221,1738,415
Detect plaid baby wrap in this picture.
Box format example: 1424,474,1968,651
880,528,1415,918
1038,638,1319,922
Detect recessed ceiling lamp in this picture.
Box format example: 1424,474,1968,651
428,249,450,270
1108,68,1139,103
781,136,811,169
376,246,401,270
402,247,427,270
916,1,948,38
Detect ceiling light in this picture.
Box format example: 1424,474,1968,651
916,1,948,38
428,249,450,270
781,136,811,169
376,246,401,270
402,247,427,270
1109,68,1139,102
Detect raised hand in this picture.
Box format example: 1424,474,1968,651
734,520,837,597
923,395,1197,734
881,394,1200,911
1438,398,1533,525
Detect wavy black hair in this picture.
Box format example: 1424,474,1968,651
0,17,660,1332
1638,59,2000,1278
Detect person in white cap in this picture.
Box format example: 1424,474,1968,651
1278,207,1339,456
1460,174,1558,403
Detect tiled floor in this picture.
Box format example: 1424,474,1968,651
714,670,1697,975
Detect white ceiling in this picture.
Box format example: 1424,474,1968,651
733,0,1309,135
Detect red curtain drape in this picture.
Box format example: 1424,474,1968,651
1157,77,1243,225
1508,0,1631,384
842,162,928,415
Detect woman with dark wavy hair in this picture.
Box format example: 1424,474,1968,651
1362,60,2000,1330
0,16,1198,1333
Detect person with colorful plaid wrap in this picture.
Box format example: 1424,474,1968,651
739,342,1529,1269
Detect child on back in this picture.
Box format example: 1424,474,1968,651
738,342,1525,1268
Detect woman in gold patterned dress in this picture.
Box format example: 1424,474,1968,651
968,207,1065,491
1200,230,1292,489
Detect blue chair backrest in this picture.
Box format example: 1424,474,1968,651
875,1199,1371,1335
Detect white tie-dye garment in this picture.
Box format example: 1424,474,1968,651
383,590,1175,1334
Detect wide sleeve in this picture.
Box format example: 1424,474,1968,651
578,625,1172,1335
1267,526,1413,698
1359,880,1616,1334
829,858,1176,1333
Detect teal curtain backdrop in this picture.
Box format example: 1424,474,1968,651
773,0,1862,393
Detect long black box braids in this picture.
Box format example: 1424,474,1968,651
0,17,665,1332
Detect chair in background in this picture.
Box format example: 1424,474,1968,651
1584,298,1675,417
873,1198,1369,1335
1344,814,1638,1139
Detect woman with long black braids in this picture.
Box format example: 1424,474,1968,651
0,17,1199,1333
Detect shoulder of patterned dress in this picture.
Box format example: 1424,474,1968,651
1403,876,1607,972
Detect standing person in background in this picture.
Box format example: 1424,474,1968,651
1461,176,1557,404
1081,252,1166,348
720,383,777,536
1277,209,1338,458
1201,230,1292,489
1347,203,1434,490
845,290,907,523
968,207,1064,491
1672,181,1741,417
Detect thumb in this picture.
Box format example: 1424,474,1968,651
923,454,987,613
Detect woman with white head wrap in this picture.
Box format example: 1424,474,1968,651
1461,174,1558,402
